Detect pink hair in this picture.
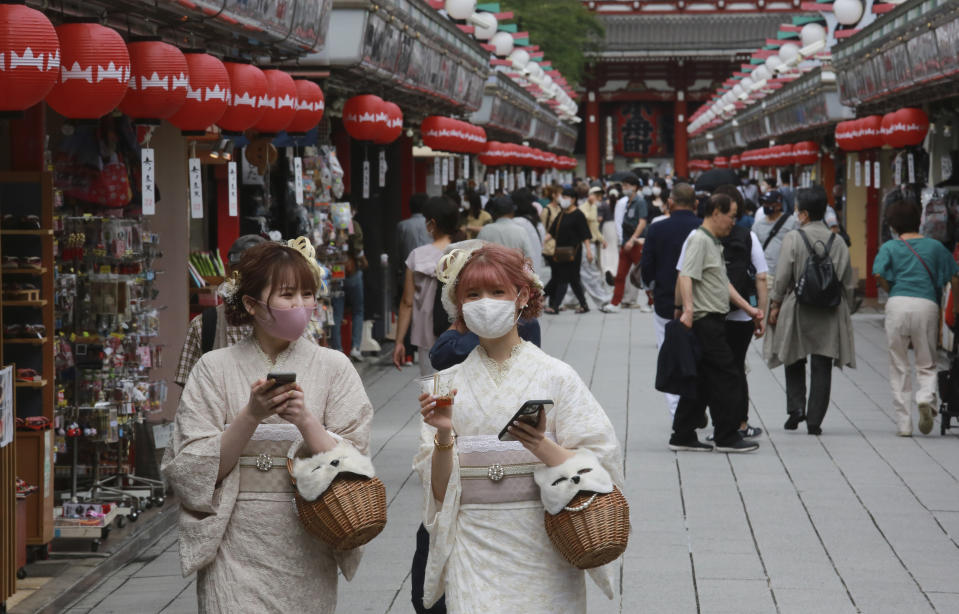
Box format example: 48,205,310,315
453,244,543,325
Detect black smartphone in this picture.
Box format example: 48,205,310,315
266,372,296,388
498,400,554,441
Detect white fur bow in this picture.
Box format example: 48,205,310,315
290,440,376,502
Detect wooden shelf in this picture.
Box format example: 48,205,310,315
0,229,52,236
15,379,47,388
2,267,46,275
3,299,46,307
3,337,47,345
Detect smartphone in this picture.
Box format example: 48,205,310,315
498,400,554,441
266,372,296,388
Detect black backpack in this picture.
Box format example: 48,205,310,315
723,225,756,310
794,230,842,308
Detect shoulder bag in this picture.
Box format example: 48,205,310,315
761,213,791,250
899,237,941,304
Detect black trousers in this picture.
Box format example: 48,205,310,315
785,354,833,428
671,314,744,447
548,253,587,310
725,320,756,424
411,523,446,613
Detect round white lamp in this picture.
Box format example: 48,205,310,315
508,49,530,70
800,23,826,48
445,0,476,20
779,42,800,64
833,0,864,26
765,55,783,73
470,12,498,40
490,31,514,57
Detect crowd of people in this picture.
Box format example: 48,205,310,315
161,166,958,613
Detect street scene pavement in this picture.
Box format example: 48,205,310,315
54,308,959,614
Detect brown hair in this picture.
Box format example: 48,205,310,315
883,189,921,234
453,244,543,325
544,184,562,200
225,242,318,326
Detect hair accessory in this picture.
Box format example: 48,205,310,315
436,244,543,322
218,270,242,303
286,236,325,288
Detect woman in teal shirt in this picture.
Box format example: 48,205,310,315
873,191,959,436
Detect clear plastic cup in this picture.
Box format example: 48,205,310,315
416,373,454,408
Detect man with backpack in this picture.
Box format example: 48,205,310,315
764,186,856,435
752,190,799,296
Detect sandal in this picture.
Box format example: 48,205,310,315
543,306,559,315
15,368,41,382
575,306,590,314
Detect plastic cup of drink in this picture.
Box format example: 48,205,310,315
416,373,454,407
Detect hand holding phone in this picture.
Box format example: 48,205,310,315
498,400,553,441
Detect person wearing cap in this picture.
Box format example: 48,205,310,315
173,235,323,387
751,189,798,297
477,195,535,261
543,186,592,314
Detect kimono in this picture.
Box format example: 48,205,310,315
161,336,374,613
413,341,624,613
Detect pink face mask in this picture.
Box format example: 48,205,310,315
248,298,311,341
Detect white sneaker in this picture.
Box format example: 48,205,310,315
349,348,365,363
600,304,620,313
639,303,653,313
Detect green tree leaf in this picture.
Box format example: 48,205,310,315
499,0,604,88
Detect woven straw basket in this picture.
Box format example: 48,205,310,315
544,487,630,569
288,459,387,551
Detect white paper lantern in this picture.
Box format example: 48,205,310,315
753,65,771,82
833,0,864,25
732,84,744,97
801,23,826,48
491,31,514,57
445,0,476,20
525,61,544,80
765,55,783,72
470,12,498,40
741,77,755,90
508,49,530,70
779,42,800,64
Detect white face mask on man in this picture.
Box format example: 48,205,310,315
462,297,521,339
559,197,572,209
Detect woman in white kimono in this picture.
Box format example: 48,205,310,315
414,243,624,613
162,240,374,613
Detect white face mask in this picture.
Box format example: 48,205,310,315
559,197,572,209
462,297,520,339
652,186,662,196
642,187,653,197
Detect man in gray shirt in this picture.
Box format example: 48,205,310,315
477,195,534,261
394,193,432,274
751,190,798,295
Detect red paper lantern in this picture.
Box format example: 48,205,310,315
882,108,929,149
343,94,384,142
46,22,130,120
285,79,325,136
792,141,820,166
253,69,296,135
218,60,267,133
730,155,741,169
714,156,729,168
479,141,509,166
168,52,231,135
375,101,403,145
858,115,884,150
0,4,60,115
835,121,856,151
118,39,188,122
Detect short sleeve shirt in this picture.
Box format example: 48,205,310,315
679,227,730,320
873,237,958,305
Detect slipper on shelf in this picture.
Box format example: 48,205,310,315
15,368,41,382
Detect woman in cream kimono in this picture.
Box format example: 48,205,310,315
414,243,624,613
162,240,374,613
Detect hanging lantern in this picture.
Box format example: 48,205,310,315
168,52,230,136
858,115,884,150
218,60,267,133
0,3,60,115
343,94,384,142
253,69,296,135
883,107,929,149
792,141,820,166
714,156,729,168
479,141,509,166
285,79,325,136
46,22,130,120
375,101,403,145
835,121,854,151
118,39,189,123
730,154,742,169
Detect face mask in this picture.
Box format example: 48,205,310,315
559,197,572,209
462,297,520,339
623,186,635,197
642,187,652,197
652,187,662,196
762,205,776,216
249,298,312,341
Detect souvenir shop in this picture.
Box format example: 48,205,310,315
686,0,958,298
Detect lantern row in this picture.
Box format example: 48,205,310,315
834,108,929,152
0,5,326,136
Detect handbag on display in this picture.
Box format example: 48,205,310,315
92,155,133,208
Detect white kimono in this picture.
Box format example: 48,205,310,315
161,337,374,613
413,341,624,613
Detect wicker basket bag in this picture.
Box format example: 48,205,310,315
287,458,388,551
544,486,630,569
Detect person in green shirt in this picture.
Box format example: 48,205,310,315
873,190,959,436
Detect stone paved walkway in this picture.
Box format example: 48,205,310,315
54,308,959,614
